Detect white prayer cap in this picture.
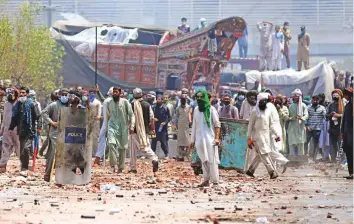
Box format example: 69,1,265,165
200,18,206,22
291,88,302,97
133,88,143,98
257,92,270,102
107,86,113,96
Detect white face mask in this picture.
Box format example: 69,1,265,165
19,96,27,103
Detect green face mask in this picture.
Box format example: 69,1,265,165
82,96,88,102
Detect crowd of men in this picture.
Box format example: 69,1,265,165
0,78,352,186
177,17,311,71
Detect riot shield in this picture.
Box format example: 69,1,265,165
55,107,94,185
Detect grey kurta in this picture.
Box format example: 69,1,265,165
174,105,191,147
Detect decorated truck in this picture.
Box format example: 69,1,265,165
51,17,246,92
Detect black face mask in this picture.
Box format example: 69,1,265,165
332,97,339,102
181,99,186,105
258,101,267,111
223,101,230,106
312,102,318,107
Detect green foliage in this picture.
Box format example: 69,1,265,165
0,1,64,97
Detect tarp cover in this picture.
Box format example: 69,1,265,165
245,61,335,100
55,107,95,185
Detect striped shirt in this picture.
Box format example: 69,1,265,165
306,104,326,130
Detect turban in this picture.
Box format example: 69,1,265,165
133,88,143,98
255,92,270,117
291,88,302,97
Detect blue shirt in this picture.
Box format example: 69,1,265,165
238,26,248,45
152,104,171,132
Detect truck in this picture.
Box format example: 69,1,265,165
51,17,247,92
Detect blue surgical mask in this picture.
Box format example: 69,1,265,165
238,95,245,101
89,94,96,102
60,96,68,104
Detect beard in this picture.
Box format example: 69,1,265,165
247,97,257,106
258,102,267,110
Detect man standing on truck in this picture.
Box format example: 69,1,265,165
282,22,292,68
257,21,273,71
178,18,190,35
271,25,284,71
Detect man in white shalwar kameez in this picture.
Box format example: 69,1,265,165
245,93,281,179
191,90,221,187
257,21,273,71
271,26,285,71
265,94,289,173
94,87,113,165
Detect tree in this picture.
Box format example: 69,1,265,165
0,1,64,97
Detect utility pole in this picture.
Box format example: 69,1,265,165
44,0,56,27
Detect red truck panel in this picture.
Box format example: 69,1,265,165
110,45,125,63
91,43,110,62
142,46,157,65
141,65,156,86
125,46,142,64
125,65,142,83
92,62,110,76
109,63,126,80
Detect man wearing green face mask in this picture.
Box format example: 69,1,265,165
191,90,221,187
194,18,207,31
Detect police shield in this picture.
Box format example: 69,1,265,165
55,107,95,185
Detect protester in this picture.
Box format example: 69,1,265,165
238,24,248,58
89,89,102,156
266,94,289,173
41,88,69,181
257,21,273,71
178,17,190,34
0,88,20,173
130,88,159,174
94,87,113,165
106,87,135,173
234,92,245,112
274,94,289,153
191,90,221,187
297,26,310,71
151,95,171,159
287,89,309,159
8,87,42,177
245,93,280,179
173,94,192,161
271,25,284,71
326,89,344,162
341,88,353,179
282,22,292,68
146,91,156,106
195,18,207,31
304,95,326,161
219,94,239,119
240,90,258,120
39,90,59,157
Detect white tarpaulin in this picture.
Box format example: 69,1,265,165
50,26,138,57
245,61,335,100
